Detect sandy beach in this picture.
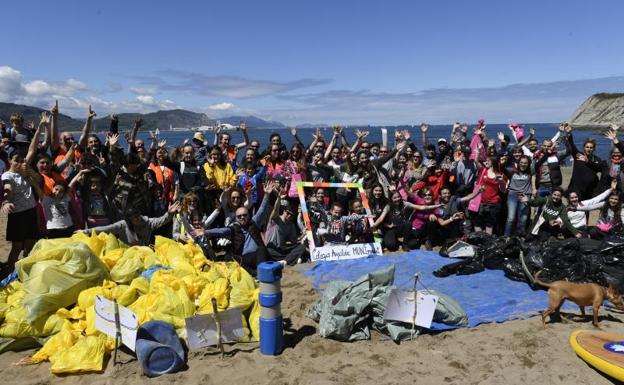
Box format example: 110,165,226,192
0,168,618,385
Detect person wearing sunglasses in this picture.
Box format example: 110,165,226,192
197,182,277,276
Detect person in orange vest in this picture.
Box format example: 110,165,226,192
148,144,176,204
214,121,250,163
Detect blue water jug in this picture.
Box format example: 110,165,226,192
135,320,185,377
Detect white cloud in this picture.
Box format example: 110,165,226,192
134,70,333,98
130,87,159,95
136,95,156,105
207,102,234,111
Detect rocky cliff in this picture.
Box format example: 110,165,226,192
568,93,624,128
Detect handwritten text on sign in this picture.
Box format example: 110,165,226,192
310,242,382,262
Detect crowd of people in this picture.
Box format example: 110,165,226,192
1,101,623,278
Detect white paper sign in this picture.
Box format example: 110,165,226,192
94,295,139,351
185,308,245,350
383,289,439,329
311,242,382,262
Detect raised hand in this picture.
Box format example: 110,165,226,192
604,129,618,143
87,105,96,119
420,123,429,133
39,111,51,126
611,178,618,191
452,122,460,131
264,180,277,195
529,127,536,136
611,123,621,132
240,120,246,131
51,100,59,116
133,118,143,129
290,127,297,137
158,139,167,148
168,201,181,214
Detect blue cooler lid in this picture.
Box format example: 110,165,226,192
257,261,283,283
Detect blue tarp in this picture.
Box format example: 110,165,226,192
303,250,573,329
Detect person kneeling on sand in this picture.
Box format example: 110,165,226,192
194,182,277,276
78,201,180,246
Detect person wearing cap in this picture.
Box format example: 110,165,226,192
191,131,210,164
436,137,451,163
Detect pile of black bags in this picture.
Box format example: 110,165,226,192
434,229,624,291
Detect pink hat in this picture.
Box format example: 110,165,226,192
511,122,520,129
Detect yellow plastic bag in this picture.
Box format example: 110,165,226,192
31,322,80,363
70,231,127,258
49,334,113,374
197,277,231,313
153,236,198,276
227,265,259,341
16,240,109,322
109,246,155,283
99,248,124,271
129,282,195,329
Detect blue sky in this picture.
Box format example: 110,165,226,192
1,0,623,125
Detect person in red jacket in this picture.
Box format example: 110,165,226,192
409,161,448,201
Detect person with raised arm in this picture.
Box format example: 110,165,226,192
563,123,602,200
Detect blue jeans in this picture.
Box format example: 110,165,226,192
505,192,529,236
537,184,552,197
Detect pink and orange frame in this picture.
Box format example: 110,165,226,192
296,181,382,251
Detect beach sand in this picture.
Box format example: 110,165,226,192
0,168,618,385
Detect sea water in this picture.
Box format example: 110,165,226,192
122,123,614,160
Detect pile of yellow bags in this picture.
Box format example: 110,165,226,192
0,232,260,374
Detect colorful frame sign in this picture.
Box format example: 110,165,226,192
296,181,383,261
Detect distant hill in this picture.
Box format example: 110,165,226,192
0,102,83,131
569,93,624,128
0,102,216,131
93,109,214,131
219,115,285,128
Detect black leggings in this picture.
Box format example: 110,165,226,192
383,221,439,251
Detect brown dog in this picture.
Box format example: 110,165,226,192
534,271,624,327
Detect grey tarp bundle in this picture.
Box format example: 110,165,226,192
308,265,468,342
